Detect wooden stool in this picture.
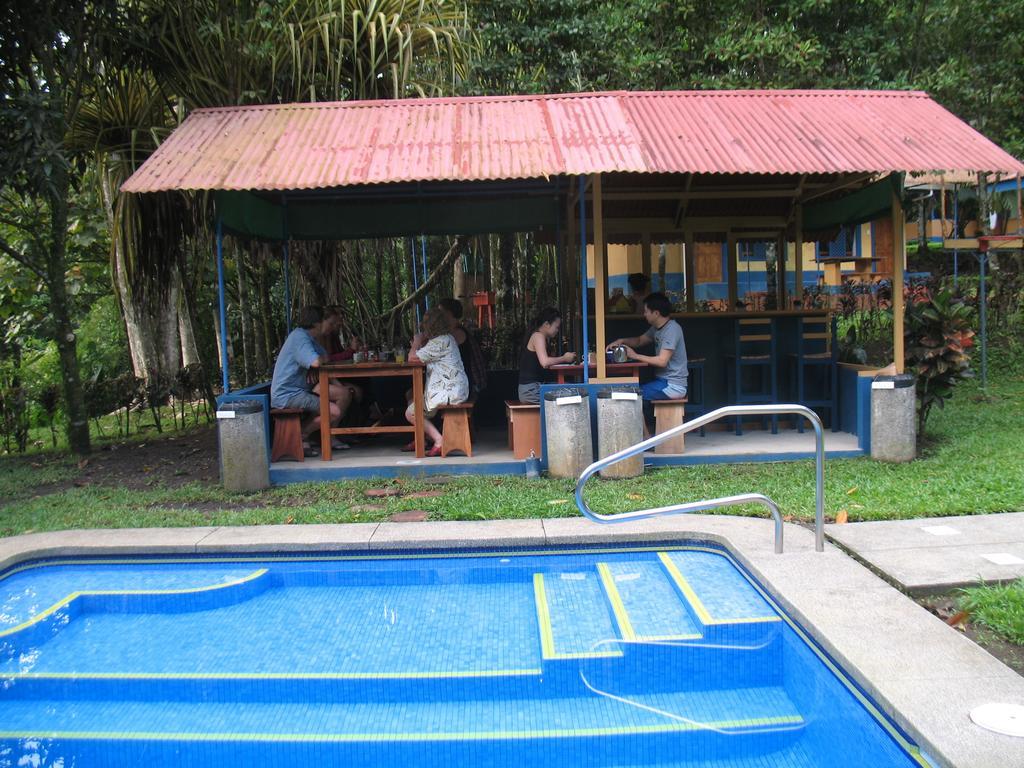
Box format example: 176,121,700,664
270,408,305,462
505,401,541,460
438,401,475,457
653,398,688,454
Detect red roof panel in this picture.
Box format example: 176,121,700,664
122,90,1024,193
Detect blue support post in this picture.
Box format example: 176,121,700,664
215,217,230,394
579,175,589,384
421,235,429,310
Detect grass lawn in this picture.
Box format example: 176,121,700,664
959,579,1024,646
1,369,1022,537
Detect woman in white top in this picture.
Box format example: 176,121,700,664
408,306,470,456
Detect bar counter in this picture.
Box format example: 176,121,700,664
591,309,832,413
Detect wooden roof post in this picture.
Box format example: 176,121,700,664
891,181,906,373
684,230,696,312
726,231,738,310
940,175,948,239
566,183,579,354
593,173,608,380
1017,174,1023,232
794,204,804,309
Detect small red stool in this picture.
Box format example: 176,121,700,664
270,408,305,462
472,291,496,329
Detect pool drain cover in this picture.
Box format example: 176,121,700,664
970,703,1024,737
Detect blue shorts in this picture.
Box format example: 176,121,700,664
641,378,687,401
283,391,321,414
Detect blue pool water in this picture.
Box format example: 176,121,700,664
0,546,929,767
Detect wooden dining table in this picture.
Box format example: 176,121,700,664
549,361,647,383
318,361,425,460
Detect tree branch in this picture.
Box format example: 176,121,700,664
386,235,465,324
0,236,45,280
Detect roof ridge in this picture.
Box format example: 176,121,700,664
189,89,930,116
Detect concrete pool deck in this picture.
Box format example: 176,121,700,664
1,517,1022,768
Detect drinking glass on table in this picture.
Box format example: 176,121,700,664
395,347,407,364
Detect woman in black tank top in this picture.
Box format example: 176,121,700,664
517,307,575,403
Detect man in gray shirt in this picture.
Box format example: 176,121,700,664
607,291,687,429
271,306,349,455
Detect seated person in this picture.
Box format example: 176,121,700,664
270,306,352,456
407,307,470,457
315,306,365,427
608,286,632,313
606,292,687,430
439,298,487,397
518,307,575,404
627,272,650,313
317,305,362,362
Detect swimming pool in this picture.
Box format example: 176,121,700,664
0,545,930,767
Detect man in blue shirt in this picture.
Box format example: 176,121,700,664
607,292,687,431
271,306,351,455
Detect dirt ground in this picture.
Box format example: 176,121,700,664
23,425,221,498
918,594,1024,677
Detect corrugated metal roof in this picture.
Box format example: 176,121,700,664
122,90,1024,193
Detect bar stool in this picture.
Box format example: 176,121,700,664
685,357,706,436
473,291,496,329
791,315,839,432
727,318,778,435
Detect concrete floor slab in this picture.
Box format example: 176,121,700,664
826,513,1024,592
847,543,1024,592
269,428,862,481
828,512,1024,551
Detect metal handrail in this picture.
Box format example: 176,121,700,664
574,404,826,554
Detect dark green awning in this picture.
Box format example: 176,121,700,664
803,174,903,232
215,185,561,241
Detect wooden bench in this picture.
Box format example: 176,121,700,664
653,398,688,454
270,408,305,462
505,401,541,460
437,400,475,458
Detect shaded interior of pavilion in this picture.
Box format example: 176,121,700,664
215,169,900,482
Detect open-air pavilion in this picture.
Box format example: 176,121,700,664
123,89,1024,483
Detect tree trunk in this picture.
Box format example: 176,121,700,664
250,249,269,377
178,289,202,368
157,277,181,379
498,234,515,322
256,247,276,367
103,174,158,381
213,306,227,390
47,166,90,455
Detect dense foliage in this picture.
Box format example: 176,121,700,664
1,0,1023,453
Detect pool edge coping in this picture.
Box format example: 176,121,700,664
2,517,1023,768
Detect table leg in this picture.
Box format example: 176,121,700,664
412,367,426,458
319,368,331,461
556,372,566,384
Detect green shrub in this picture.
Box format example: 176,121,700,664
904,287,975,435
